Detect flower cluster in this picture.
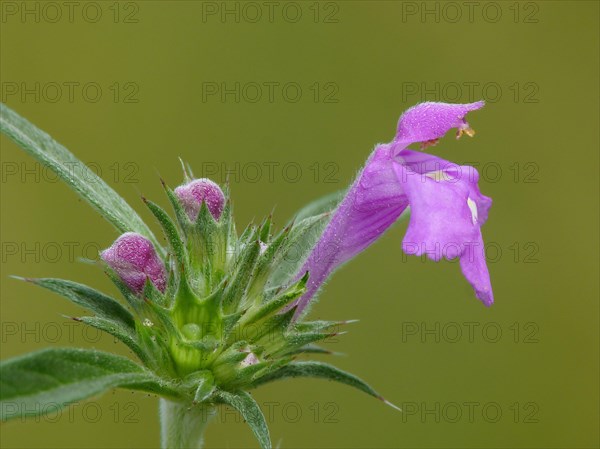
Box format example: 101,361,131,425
96,100,492,401
97,177,346,393
6,101,494,449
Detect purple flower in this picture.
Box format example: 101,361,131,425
101,232,167,294
294,101,493,316
174,178,225,221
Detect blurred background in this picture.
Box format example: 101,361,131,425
1,1,598,448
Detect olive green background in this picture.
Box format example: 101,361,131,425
1,1,598,448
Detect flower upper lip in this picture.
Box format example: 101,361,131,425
394,100,485,150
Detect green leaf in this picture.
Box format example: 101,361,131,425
190,371,215,403
268,212,333,286
222,233,261,313
22,277,134,329
195,201,230,279
259,214,272,243
245,224,291,299
238,223,256,245
266,331,337,359
289,189,345,224
250,361,394,407
74,316,150,367
105,270,141,311
0,103,161,251
0,348,181,421
143,198,186,267
163,181,190,229
251,307,296,345
283,331,336,350
244,272,308,325
215,390,271,449
294,319,354,333
287,344,336,356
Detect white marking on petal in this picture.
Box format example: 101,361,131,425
424,170,446,181
425,169,458,182
467,197,478,224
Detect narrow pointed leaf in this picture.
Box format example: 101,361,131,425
288,344,335,355
105,270,141,311
0,348,180,421
238,224,256,246
0,103,161,251
246,225,291,299
284,331,335,349
294,319,350,333
269,213,334,286
259,215,272,242
215,390,271,449
25,278,134,329
289,189,345,224
163,182,190,228
75,316,150,367
143,198,186,266
250,361,381,401
222,237,261,313
251,307,296,344
191,371,215,403
244,272,308,325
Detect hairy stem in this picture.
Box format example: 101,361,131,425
160,399,215,449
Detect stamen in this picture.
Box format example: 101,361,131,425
420,138,439,150
456,126,476,139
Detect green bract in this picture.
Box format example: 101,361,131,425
0,103,395,449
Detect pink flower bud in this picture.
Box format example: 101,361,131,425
101,232,166,294
240,352,259,368
174,178,225,221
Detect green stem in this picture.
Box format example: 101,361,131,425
159,399,215,449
